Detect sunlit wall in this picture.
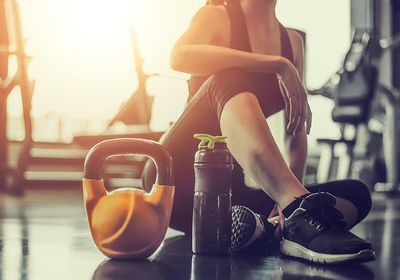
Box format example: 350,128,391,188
7,0,350,142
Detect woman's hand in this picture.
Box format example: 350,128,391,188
277,60,312,136
267,204,284,239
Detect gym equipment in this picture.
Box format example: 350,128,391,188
1,18,163,193
192,134,233,255
0,0,34,195
82,138,175,259
105,27,184,129
394,0,400,89
311,29,400,191
108,28,153,127
312,30,377,183
0,0,9,79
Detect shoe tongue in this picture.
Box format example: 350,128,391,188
299,192,336,210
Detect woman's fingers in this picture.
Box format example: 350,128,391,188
297,98,310,134
279,81,291,120
289,96,310,136
287,96,297,134
279,77,310,136
289,95,306,135
293,100,312,136
280,81,296,133
293,112,304,136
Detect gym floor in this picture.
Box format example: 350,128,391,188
0,190,399,280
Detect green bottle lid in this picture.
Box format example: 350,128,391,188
194,134,227,150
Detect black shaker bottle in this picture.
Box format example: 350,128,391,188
192,134,234,255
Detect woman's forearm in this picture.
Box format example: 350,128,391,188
170,44,289,76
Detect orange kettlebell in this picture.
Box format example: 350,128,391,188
82,138,175,260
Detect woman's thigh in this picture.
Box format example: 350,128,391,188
249,72,286,118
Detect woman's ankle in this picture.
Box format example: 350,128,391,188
274,182,310,210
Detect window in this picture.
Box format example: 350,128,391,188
12,0,350,142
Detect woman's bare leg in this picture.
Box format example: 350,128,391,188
220,92,309,209
220,91,362,229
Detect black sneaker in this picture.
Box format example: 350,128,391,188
231,205,275,252
281,192,375,264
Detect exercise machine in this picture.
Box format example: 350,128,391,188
0,0,34,195
311,28,400,191
107,28,154,127
0,1,162,195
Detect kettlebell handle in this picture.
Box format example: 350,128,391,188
83,138,173,186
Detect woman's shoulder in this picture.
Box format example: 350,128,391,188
192,4,229,24
190,5,231,45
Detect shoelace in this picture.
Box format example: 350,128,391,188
301,191,346,231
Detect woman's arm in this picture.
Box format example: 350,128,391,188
171,5,311,136
170,5,289,76
284,30,309,183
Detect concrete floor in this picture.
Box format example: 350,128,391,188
0,190,399,280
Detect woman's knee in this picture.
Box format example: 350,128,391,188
206,68,253,96
208,67,249,83
204,68,256,118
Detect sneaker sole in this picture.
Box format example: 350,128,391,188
280,239,376,264
231,205,259,252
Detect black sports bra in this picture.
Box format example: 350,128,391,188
187,2,294,100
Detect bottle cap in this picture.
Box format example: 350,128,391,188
194,134,227,150
193,134,233,193
194,134,232,165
